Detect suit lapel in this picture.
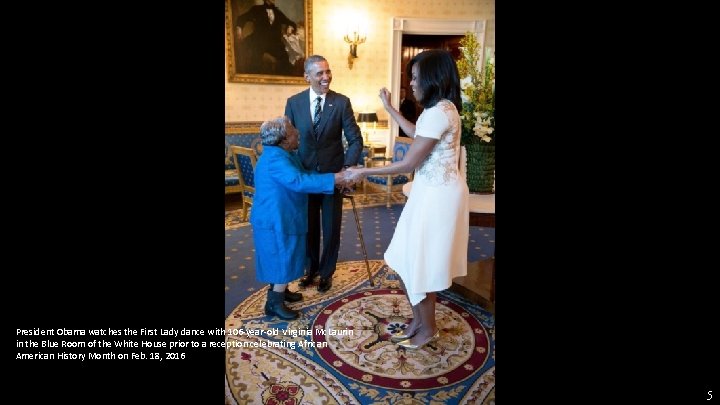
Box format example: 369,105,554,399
299,89,311,126
295,90,316,144
316,92,335,139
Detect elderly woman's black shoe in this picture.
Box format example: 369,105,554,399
284,289,303,302
264,290,299,320
269,284,303,302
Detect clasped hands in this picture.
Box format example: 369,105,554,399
334,167,366,191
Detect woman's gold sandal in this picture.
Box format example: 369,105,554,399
396,330,440,350
390,330,418,343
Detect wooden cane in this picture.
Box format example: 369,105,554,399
342,194,374,286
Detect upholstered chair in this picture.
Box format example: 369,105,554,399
230,146,258,221
364,137,413,208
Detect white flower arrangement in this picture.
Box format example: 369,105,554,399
458,33,495,145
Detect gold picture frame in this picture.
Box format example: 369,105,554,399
225,0,313,85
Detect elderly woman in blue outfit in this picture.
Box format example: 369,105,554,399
251,116,348,320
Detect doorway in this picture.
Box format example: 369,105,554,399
400,34,465,120
388,18,485,146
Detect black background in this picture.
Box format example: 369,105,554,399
7,2,223,403
496,2,719,401
5,2,718,403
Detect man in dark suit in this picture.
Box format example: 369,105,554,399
398,87,417,137
284,55,363,293
235,0,297,75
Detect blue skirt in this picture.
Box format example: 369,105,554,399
252,227,306,284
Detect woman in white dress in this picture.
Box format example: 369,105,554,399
345,50,469,349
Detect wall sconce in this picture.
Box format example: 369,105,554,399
344,27,366,69
357,112,378,143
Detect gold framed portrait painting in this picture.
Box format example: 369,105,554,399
225,0,313,84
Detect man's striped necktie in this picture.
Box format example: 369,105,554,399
313,96,322,137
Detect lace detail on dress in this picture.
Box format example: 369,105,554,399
416,100,461,186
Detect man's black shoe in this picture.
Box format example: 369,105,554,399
317,277,332,293
298,274,317,288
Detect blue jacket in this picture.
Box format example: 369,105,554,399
250,145,335,234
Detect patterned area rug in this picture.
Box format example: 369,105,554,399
225,261,495,405
225,192,408,231
225,210,251,230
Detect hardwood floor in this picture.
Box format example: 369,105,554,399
454,211,496,314
450,258,495,313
